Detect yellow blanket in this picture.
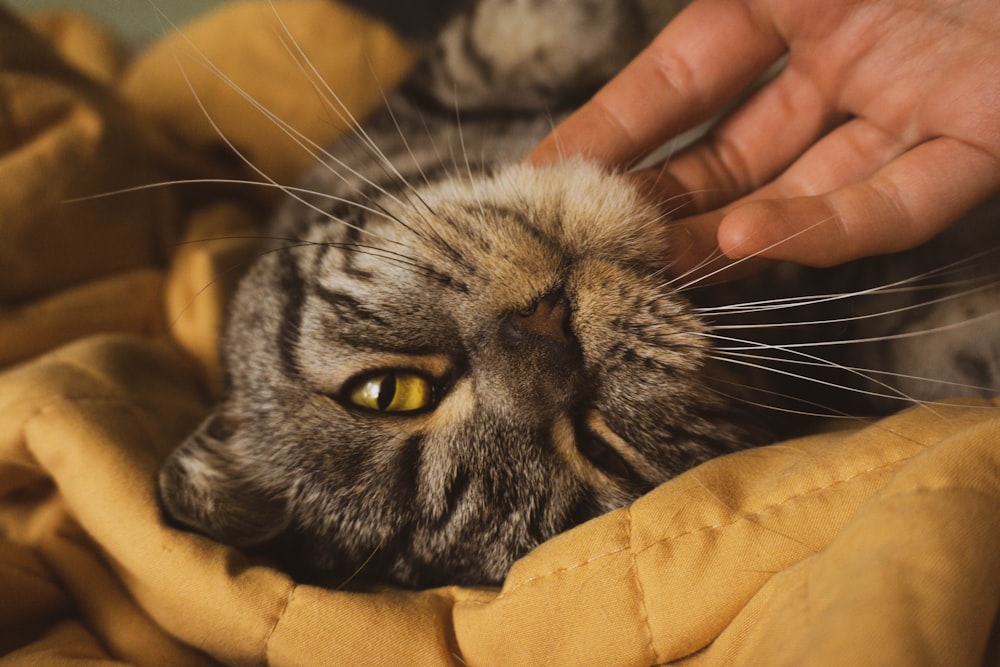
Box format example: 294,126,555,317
2,3,999,664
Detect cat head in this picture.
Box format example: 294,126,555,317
158,160,756,588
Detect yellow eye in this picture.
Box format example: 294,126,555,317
348,372,434,413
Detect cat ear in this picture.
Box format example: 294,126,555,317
158,412,291,548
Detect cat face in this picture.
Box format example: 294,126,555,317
158,161,759,588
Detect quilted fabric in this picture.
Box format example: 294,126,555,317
1,3,998,665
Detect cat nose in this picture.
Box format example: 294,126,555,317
506,291,573,345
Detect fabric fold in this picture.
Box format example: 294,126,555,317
1,2,997,665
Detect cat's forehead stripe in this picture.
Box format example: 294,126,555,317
277,250,307,380
309,282,389,327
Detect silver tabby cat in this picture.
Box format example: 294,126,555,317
158,0,1000,588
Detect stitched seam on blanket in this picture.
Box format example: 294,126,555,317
263,581,297,665
489,453,916,601
627,504,657,664
883,485,1000,503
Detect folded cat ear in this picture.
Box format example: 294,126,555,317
158,413,292,548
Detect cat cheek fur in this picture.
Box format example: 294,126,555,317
157,415,293,547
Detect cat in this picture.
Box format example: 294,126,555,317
157,0,1000,589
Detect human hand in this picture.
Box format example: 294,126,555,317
529,0,1000,278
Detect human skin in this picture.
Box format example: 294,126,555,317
528,0,1000,279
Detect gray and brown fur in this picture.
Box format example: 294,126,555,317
158,0,1000,588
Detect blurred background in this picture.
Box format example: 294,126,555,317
7,0,232,42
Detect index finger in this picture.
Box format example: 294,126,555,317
529,0,785,167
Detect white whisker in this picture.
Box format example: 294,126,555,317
707,353,931,407
265,3,439,224
708,305,1000,350
673,214,839,292
66,179,414,225
696,249,1000,316
709,279,1000,330
704,328,941,410
716,349,998,395
706,382,866,420
151,6,431,243
453,89,487,222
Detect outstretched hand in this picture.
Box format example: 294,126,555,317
529,0,1000,277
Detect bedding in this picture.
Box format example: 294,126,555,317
1,2,999,664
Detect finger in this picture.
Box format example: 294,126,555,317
529,0,785,167
664,125,992,279
640,113,904,224
738,116,913,201
664,117,914,275
663,62,843,212
650,116,906,279
717,136,1000,266
662,209,774,284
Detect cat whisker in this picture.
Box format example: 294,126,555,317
265,3,414,183
672,213,841,293
707,279,1000,330
715,349,999,396
452,92,490,224
705,328,941,410
267,5,445,230
373,131,483,275
155,7,434,249
378,87,438,205
270,33,410,194
708,376,985,459
706,377,867,420
663,244,730,288
693,248,1000,317
707,353,933,409
654,188,732,210
696,276,992,316
541,106,565,163
333,542,385,591
68,175,449,279
414,110,449,183
371,96,481,273
162,43,362,214
143,1,189,40
166,240,312,331
66,179,416,226
708,304,1000,350
176,233,426,265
